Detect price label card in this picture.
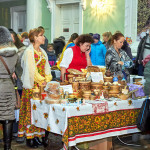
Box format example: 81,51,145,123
91,72,104,82
60,85,73,93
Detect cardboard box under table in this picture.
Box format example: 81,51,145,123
31,98,144,150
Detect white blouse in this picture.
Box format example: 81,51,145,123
60,48,73,69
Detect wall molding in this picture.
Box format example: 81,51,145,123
80,0,86,11
46,0,53,12
56,0,80,5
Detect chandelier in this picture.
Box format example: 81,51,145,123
90,0,114,16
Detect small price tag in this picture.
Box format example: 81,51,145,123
60,85,73,93
91,72,104,82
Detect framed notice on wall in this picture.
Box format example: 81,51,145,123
63,28,69,32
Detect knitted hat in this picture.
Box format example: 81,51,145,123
0,26,12,45
93,33,100,40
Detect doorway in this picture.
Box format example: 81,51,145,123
10,5,26,33
60,3,79,42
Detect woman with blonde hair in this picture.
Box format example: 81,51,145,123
18,27,52,148
102,31,112,50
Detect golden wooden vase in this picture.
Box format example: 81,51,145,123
33,87,41,100
91,82,103,91
109,85,120,94
39,85,46,99
79,81,91,91
67,74,74,83
72,82,79,92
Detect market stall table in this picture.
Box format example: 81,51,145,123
31,98,144,149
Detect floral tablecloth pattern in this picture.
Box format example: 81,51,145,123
31,98,145,149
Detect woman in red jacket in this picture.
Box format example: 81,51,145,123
60,34,94,82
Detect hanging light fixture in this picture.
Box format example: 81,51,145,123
90,0,114,17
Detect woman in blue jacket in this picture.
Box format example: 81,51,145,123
90,33,106,66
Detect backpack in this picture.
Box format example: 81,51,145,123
137,98,150,133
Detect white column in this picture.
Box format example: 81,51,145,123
79,3,83,34
26,0,42,32
79,0,86,34
124,0,138,56
124,0,138,42
46,0,55,42
131,0,138,42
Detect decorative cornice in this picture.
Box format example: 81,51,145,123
46,0,86,12
46,0,53,13
80,0,86,11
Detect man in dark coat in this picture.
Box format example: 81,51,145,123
121,40,133,59
143,55,150,95
53,36,65,57
136,31,150,76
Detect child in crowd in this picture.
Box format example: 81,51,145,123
21,32,30,46
47,43,57,66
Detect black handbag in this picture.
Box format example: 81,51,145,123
137,97,150,132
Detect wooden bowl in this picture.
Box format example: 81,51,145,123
91,82,103,91
90,95,96,100
79,73,87,78
45,99,60,104
104,77,113,83
48,94,61,100
60,82,69,85
103,85,109,90
119,94,130,100
121,80,126,86
93,89,100,96
68,94,76,99
83,90,92,95
108,94,118,98
72,82,79,92
83,94,91,100
68,74,75,83
109,85,120,94
120,85,125,92
72,92,79,98
75,77,84,82
79,81,91,91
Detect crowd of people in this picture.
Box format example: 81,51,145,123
0,25,149,150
